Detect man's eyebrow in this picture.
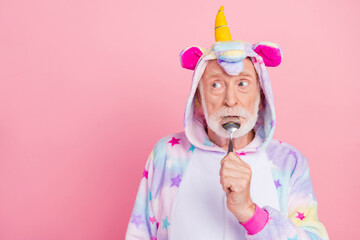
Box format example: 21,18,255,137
240,72,255,78
204,69,223,78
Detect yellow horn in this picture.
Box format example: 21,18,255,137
215,6,231,41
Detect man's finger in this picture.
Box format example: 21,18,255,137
222,185,232,194
221,160,241,170
219,168,243,178
221,152,244,164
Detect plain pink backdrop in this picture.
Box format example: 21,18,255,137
0,0,359,239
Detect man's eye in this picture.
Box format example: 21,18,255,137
212,82,221,88
238,81,248,87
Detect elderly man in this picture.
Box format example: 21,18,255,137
125,6,329,240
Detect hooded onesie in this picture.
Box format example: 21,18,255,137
125,6,329,240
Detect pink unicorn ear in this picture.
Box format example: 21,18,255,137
252,42,283,67
179,46,204,70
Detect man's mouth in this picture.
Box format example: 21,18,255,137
221,116,241,124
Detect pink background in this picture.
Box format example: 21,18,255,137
0,0,359,239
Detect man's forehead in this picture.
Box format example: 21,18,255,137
203,59,256,79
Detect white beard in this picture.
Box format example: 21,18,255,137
199,81,260,139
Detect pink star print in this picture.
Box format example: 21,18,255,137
150,216,156,224
236,152,246,156
168,137,180,147
143,170,148,179
151,236,157,240
296,212,305,220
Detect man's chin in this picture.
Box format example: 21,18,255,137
213,129,231,139
207,123,232,139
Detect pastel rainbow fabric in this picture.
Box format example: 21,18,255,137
125,6,329,240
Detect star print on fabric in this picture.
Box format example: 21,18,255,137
296,212,306,220
236,152,246,156
287,235,298,240
170,174,182,187
168,137,180,147
274,179,282,189
204,138,213,146
143,169,148,179
131,214,144,228
270,119,275,128
188,144,195,152
162,216,170,230
150,216,156,224
289,150,297,159
151,236,157,240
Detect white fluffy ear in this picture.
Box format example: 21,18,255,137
252,42,283,67
179,46,204,70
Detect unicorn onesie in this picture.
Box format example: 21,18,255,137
125,6,329,240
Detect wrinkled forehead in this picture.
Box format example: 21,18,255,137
201,57,259,83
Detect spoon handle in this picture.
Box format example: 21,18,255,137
228,137,233,153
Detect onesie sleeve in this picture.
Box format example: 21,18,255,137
125,148,158,240
244,149,329,240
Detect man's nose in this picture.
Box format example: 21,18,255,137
224,85,237,107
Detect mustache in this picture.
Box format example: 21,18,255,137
210,106,250,120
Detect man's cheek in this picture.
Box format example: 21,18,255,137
208,103,221,117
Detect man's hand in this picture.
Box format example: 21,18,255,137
219,152,256,223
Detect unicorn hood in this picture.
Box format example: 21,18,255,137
180,6,283,154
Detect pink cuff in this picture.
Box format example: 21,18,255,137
239,204,269,235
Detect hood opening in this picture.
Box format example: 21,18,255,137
183,43,277,154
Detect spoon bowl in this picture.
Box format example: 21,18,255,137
222,121,240,153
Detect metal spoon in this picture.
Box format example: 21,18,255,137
222,121,241,153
